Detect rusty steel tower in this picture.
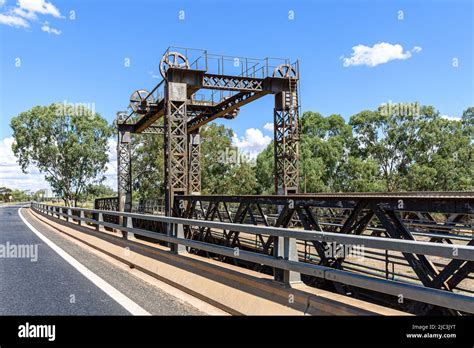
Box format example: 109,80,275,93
117,47,300,215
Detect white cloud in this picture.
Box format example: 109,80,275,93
0,0,62,32
41,21,60,34
441,114,461,121
263,122,274,132
17,0,60,18
0,136,118,192
0,137,49,192
342,42,421,67
232,128,271,160
0,13,29,27
104,138,117,189
13,7,37,19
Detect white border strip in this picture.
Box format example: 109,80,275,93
18,208,151,316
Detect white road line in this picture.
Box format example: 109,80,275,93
17,208,151,316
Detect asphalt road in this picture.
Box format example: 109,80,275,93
0,205,204,315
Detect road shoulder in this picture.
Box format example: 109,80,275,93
21,207,218,315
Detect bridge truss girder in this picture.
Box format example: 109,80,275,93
174,193,474,314
117,127,132,214
164,82,188,215
274,88,299,195
118,52,301,216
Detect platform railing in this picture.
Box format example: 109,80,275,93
30,202,474,314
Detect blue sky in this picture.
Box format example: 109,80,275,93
0,0,473,191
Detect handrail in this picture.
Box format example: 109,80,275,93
32,203,474,261
30,202,474,314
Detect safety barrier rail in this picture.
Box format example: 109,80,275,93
30,202,474,314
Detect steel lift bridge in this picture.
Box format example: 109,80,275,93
116,47,300,215
110,47,474,314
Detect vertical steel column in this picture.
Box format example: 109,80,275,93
164,81,188,216
188,131,201,195
273,85,299,195
117,126,132,213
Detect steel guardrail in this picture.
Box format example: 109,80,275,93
30,202,474,313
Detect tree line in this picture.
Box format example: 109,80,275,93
0,187,33,202
9,103,473,205
133,105,473,196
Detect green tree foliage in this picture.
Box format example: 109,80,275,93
350,105,473,191
131,123,258,197
201,123,258,194
1,187,33,202
0,187,13,202
300,112,374,192
131,129,165,199
405,114,473,191
349,107,427,191
11,189,30,202
255,142,274,194
105,104,474,199
462,106,474,130
256,106,473,193
31,189,47,202
79,184,116,202
336,157,385,192
200,123,235,194
10,104,112,206
256,111,383,194
300,112,348,192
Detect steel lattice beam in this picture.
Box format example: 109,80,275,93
117,129,132,213
187,91,268,133
141,125,164,134
164,82,188,215
274,86,300,194
203,74,264,91
188,131,201,195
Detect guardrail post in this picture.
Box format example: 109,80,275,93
96,213,106,232
79,210,84,226
124,216,136,240
170,223,186,254
66,208,71,222
274,236,301,285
